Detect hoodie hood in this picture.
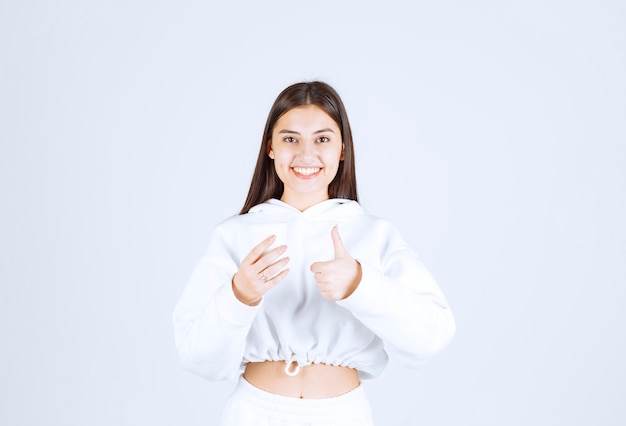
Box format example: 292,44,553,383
248,198,364,221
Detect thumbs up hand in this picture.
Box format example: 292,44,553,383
310,225,362,301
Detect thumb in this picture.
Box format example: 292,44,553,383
331,225,347,259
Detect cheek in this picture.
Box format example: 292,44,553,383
324,156,342,177
275,153,292,168
327,149,343,168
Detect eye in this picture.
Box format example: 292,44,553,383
317,136,330,143
283,136,297,143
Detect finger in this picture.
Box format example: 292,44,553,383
310,260,329,275
315,283,335,300
254,245,288,271
260,256,290,280
331,225,347,259
243,235,277,265
264,268,290,288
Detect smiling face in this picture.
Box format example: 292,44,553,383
269,105,344,211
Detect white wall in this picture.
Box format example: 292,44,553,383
1,1,624,425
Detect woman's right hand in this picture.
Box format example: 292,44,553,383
232,235,290,306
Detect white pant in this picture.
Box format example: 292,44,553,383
219,376,375,426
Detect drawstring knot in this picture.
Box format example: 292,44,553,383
284,353,308,376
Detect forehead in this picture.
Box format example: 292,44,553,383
274,105,339,132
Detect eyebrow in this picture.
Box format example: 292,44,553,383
278,128,336,134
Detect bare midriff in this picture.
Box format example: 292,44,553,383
243,361,360,399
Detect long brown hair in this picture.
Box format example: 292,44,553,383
240,81,358,214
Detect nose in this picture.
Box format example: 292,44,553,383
298,141,317,161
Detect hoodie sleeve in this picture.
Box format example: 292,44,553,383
337,222,455,368
172,224,260,381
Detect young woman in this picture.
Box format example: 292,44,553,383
173,81,455,425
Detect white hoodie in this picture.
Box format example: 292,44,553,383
173,198,455,381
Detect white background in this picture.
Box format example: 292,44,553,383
1,1,624,425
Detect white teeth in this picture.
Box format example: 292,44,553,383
293,167,320,176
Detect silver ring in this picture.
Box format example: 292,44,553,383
260,271,268,281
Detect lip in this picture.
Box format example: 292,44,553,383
291,166,322,179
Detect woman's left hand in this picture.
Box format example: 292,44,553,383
310,225,362,301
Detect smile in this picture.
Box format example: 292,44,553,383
292,167,321,177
